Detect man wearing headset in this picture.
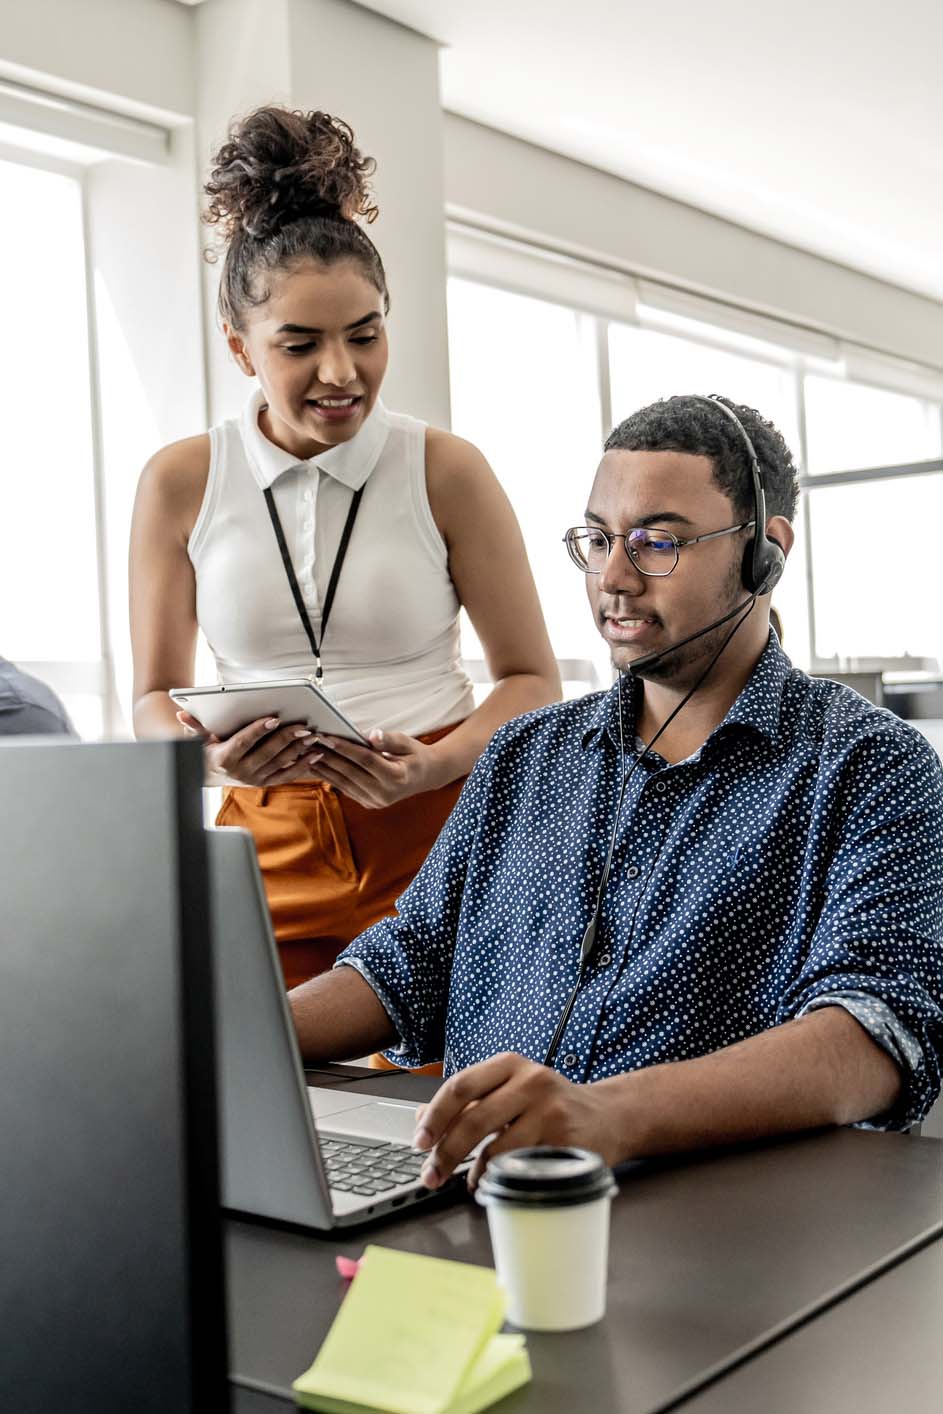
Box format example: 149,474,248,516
290,395,943,1190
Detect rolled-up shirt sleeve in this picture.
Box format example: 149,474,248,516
335,735,496,1068
777,727,943,1129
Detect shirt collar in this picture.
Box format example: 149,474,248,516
581,672,642,752
581,631,790,755
720,631,790,743
240,386,390,492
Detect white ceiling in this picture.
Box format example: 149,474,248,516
355,0,943,301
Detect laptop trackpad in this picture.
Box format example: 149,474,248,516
308,1090,420,1144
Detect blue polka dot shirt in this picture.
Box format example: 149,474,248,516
339,635,943,1129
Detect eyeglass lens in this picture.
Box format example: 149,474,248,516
567,528,678,575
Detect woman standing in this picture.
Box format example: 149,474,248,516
130,106,560,997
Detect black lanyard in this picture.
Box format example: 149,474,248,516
263,482,364,683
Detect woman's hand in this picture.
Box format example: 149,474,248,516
176,711,326,787
305,728,445,808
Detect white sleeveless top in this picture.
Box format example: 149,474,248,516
188,389,475,736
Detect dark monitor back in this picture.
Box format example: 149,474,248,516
0,738,228,1413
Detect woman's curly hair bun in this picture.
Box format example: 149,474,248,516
204,106,378,242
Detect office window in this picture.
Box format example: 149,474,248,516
448,257,942,681
447,277,607,688
808,473,943,665
0,157,103,737
804,376,941,475
803,376,942,664
608,321,800,456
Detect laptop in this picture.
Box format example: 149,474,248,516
207,825,459,1229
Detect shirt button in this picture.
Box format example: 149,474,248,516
654,780,668,793
562,1053,578,1069
626,864,640,879
598,953,612,967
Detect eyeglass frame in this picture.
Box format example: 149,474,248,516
562,520,755,577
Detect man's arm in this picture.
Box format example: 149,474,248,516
606,1005,902,1153
289,966,398,1063
413,1006,902,1188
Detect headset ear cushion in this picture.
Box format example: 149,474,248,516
742,535,786,594
761,541,786,594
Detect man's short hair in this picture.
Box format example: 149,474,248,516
604,395,800,522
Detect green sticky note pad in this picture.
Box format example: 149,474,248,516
291,1246,530,1414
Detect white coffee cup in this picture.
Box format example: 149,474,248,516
476,1146,616,1331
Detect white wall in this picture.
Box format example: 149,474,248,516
443,114,943,373
0,0,195,121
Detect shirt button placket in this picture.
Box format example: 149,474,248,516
303,471,318,597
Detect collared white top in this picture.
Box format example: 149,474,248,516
188,388,474,735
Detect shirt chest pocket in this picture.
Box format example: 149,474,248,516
718,834,798,908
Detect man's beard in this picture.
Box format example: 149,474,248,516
621,562,748,684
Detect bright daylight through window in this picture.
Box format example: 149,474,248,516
0,156,103,737
448,269,943,687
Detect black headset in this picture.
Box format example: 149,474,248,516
691,394,785,595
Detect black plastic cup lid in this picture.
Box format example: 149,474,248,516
475,1146,616,1208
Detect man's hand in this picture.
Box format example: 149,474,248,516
411,1053,622,1190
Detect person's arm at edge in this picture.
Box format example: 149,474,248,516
415,1006,904,1188
419,430,561,785
129,438,208,740
289,963,398,1062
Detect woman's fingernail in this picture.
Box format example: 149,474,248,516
420,1162,441,1189
294,729,313,739
264,718,279,728
370,729,385,745
413,1126,433,1151
182,724,198,736
307,753,323,767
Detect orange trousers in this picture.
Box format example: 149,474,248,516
216,724,465,1071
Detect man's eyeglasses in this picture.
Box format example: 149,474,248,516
563,522,754,577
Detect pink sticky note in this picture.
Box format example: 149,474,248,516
335,1255,363,1281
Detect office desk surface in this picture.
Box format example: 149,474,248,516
678,1236,943,1414
228,1073,942,1414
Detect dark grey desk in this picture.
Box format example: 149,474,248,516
680,1236,943,1413
229,1071,942,1414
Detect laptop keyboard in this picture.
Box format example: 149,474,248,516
319,1131,427,1197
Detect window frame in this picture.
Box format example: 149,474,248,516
0,143,119,735
446,223,943,674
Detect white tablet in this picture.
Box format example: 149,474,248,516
169,678,371,746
